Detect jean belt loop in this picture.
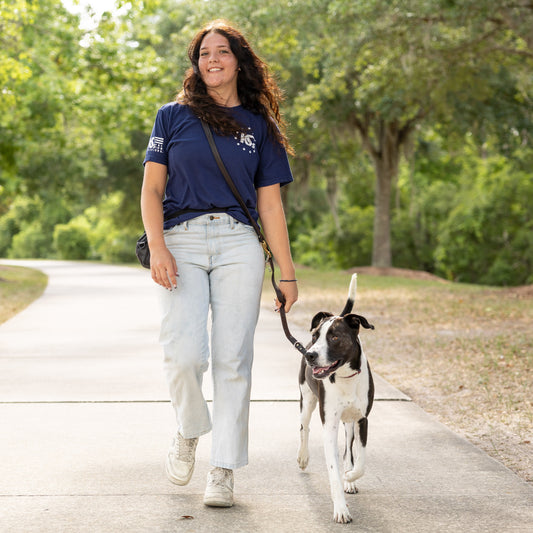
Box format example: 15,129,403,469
229,215,235,230
184,219,189,230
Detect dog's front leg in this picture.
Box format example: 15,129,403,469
323,419,352,523
345,416,368,483
297,384,317,470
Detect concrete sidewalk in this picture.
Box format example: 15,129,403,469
1,260,531,532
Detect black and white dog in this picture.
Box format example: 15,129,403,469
297,274,374,523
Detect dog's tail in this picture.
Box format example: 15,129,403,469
340,273,357,316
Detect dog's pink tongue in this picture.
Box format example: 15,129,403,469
313,366,328,375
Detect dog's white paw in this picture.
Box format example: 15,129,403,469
297,449,309,470
344,465,364,482
344,479,358,494
333,504,352,523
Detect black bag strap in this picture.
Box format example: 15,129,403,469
201,120,306,356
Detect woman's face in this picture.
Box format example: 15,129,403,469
198,32,239,101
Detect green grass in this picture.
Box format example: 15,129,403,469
0,265,48,325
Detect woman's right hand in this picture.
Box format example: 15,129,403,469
141,161,177,289
149,245,178,290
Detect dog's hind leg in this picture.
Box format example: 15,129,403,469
343,422,359,493
345,416,368,483
297,383,317,470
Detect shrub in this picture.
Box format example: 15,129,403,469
434,158,533,286
96,228,138,263
63,192,141,264
392,180,459,272
332,205,374,268
53,224,90,260
0,197,42,257
291,206,374,269
8,220,52,259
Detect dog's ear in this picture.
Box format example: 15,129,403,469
310,311,333,330
344,313,375,331
343,314,360,331
357,314,375,330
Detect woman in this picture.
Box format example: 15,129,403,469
140,20,297,508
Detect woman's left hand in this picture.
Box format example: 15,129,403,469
275,281,298,313
257,184,298,313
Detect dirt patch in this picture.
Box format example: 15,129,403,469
499,284,533,300
347,266,449,282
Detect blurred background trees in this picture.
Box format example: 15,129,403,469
1,0,531,285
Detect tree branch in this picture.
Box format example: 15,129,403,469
488,46,533,58
350,112,379,160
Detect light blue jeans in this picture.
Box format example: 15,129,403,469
158,213,265,469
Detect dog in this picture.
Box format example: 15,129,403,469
297,273,374,523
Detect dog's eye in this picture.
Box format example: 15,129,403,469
330,335,338,342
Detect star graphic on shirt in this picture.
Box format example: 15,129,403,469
234,128,256,154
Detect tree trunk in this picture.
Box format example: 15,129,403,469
372,158,393,267
325,171,341,233
352,115,415,268
370,120,403,267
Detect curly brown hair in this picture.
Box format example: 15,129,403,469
177,19,294,156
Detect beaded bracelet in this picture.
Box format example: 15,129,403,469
279,279,298,282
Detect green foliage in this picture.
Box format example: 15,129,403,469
68,192,139,263
0,193,72,259
0,196,40,256
434,154,533,285
292,229,336,270
8,220,52,259
0,0,35,116
391,179,459,272
1,0,532,282
332,206,374,269
0,195,70,258
391,132,463,271
270,0,533,267
53,224,90,260
291,205,374,270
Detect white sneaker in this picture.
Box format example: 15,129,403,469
165,432,198,486
203,467,234,507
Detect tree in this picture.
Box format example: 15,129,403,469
277,0,533,266
0,0,35,114
0,0,36,201
2,0,531,281
0,0,187,256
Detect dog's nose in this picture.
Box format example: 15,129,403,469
305,351,318,364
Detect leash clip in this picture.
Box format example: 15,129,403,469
261,239,272,260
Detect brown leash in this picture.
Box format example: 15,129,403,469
201,121,307,356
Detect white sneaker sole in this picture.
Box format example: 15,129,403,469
203,493,233,508
165,455,194,486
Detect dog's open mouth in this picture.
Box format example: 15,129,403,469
312,359,342,379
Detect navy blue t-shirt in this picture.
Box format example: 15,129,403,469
143,103,293,229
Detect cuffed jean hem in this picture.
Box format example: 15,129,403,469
178,426,212,441
210,459,249,470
